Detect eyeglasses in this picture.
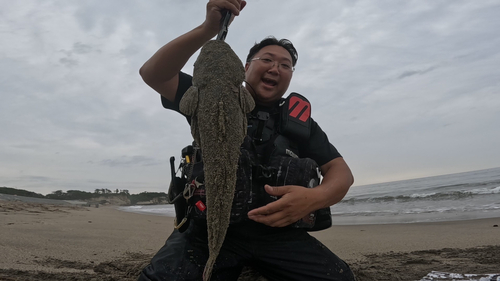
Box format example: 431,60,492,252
251,57,295,72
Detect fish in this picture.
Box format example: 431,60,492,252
179,39,255,281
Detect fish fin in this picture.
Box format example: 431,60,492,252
179,86,199,116
239,85,255,113
191,117,201,147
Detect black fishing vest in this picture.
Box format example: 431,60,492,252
169,93,332,231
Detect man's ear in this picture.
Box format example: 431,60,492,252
244,62,249,71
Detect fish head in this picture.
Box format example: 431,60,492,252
192,40,245,88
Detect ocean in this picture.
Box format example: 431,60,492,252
119,167,500,225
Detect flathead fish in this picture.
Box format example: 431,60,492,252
179,40,255,281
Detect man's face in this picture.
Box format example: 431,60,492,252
244,45,294,106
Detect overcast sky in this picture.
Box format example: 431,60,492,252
1,0,499,195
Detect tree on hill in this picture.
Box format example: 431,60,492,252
1,187,167,205
0,187,45,198
46,190,94,200
129,191,168,205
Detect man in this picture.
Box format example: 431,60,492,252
138,1,356,280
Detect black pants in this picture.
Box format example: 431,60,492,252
138,220,355,281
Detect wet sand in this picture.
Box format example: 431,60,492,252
1,199,499,281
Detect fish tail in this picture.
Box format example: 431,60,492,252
203,257,216,281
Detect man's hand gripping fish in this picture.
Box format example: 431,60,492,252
179,39,255,280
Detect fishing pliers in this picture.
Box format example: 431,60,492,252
216,11,231,41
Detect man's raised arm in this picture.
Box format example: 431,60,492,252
139,0,246,102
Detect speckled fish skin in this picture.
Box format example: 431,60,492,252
179,40,255,281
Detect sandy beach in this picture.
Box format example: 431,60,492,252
1,199,499,281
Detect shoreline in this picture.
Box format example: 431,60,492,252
1,199,499,280
119,202,500,226
5,193,500,226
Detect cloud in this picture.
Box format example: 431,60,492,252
97,155,161,167
1,0,499,194
397,66,438,79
